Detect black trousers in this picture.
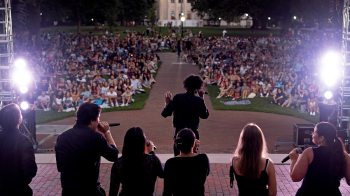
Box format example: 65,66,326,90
173,128,199,156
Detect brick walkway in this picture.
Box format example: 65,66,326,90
31,163,350,196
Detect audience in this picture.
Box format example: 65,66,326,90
231,123,277,196
109,127,163,196
289,122,350,196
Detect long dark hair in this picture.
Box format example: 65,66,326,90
315,122,345,179
234,123,268,179
121,127,146,181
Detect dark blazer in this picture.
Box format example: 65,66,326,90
55,125,119,195
0,130,37,196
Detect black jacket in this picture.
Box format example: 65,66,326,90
161,92,209,132
0,130,37,196
55,125,119,194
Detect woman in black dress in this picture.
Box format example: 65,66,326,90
231,123,277,196
163,128,210,196
109,127,163,196
289,122,350,196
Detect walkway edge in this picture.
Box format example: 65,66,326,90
35,153,291,164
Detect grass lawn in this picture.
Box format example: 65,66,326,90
207,85,318,123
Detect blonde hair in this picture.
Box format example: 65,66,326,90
234,123,268,179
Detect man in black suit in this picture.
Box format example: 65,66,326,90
55,102,119,196
161,75,209,155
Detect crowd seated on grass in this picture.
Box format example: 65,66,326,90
187,30,339,116
15,31,161,112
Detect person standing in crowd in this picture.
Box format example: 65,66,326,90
161,74,209,155
289,122,350,196
176,39,181,58
231,123,277,196
0,103,37,196
163,128,210,196
55,102,119,196
109,127,163,196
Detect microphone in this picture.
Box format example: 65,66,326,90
281,147,303,163
108,123,120,127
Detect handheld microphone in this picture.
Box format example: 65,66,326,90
108,123,120,127
281,147,303,163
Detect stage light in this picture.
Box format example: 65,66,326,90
11,58,33,94
20,101,30,111
19,86,29,94
319,51,342,87
324,90,333,100
14,58,27,69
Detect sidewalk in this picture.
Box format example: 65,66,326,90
31,154,350,196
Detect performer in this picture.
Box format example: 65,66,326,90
0,103,37,196
161,74,209,155
55,102,119,196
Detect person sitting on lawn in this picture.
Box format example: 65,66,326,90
121,86,133,107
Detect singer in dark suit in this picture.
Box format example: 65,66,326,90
161,75,209,155
55,102,119,196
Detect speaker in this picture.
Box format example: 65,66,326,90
293,124,315,147
318,103,337,122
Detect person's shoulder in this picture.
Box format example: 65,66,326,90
165,156,177,165
145,153,161,162
196,153,209,161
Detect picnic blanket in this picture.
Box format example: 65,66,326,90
223,99,251,106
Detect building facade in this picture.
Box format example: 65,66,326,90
157,0,203,27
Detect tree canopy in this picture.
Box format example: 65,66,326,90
188,0,341,28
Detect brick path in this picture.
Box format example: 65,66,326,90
31,163,350,196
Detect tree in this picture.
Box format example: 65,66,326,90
118,0,155,25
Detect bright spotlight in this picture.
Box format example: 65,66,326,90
12,58,32,93
20,101,30,111
19,86,29,94
319,51,342,87
12,69,32,86
14,58,27,69
324,91,333,100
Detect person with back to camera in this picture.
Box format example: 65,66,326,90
163,128,210,196
289,122,350,196
161,74,209,156
0,103,37,196
109,127,163,196
230,123,277,196
55,102,119,196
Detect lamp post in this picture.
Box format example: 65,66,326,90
180,12,185,38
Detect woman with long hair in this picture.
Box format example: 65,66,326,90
231,123,277,196
109,127,163,196
289,122,350,195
